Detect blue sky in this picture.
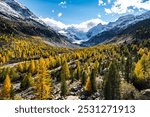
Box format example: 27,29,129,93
18,0,150,24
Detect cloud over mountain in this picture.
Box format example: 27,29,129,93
41,18,107,32
105,0,150,14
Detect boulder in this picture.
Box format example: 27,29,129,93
141,89,150,97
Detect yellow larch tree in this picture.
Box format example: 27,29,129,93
1,75,12,99
34,58,53,100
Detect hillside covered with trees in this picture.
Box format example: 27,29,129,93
0,35,150,100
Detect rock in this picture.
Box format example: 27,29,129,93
91,95,96,100
69,92,76,96
141,89,150,97
53,90,59,95
95,98,100,100
66,96,79,100
80,95,87,100
80,88,84,92
94,92,100,97
71,87,79,92
54,96,62,100
87,97,93,100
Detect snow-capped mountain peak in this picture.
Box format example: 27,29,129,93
107,14,135,28
5,0,27,9
87,23,106,38
0,0,45,25
0,0,22,18
41,18,106,43
87,11,150,39
68,18,107,32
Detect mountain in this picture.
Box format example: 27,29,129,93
41,18,106,44
83,11,150,46
82,18,150,46
42,11,150,45
87,23,107,38
0,0,46,26
86,14,136,39
0,0,76,47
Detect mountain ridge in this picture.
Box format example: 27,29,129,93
42,10,150,45
41,18,105,44
0,0,78,48
87,11,150,39
82,18,150,46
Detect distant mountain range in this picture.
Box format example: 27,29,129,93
42,9,150,46
41,18,106,44
0,0,150,47
83,11,150,46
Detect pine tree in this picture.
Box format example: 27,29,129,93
125,54,133,83
60,59,70,80
18,63,23,73
60,60,69,97
85,69,97,93
76,61,81,80
134,54,150,80
34,58,53,100
29,60,35,75
10,68,17,80
81,70,87,86
20,73,34,90
56,56,61,67
35,60,39,74
72,69,77,82
1,75,12,99
85,76,91,92
84,63,90,75
24,62,29,72
10,85,15,99
94,60,99,75
90,69,97,92
49,56,56,68
70,69,74,83
120,54,125,76
104,60,121,100
60,75,68,97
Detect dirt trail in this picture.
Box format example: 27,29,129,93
1,59,80,73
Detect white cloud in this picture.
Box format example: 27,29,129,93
69,18,107,32
105,8,112,14
98,0,104,5
59,1,67,8
128,9,134,13
40,18,66,29
105,0,150,14
41,18,107,32
59,1,67,5
98,0,106,6
58,12,62,17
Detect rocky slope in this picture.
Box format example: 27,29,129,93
0,0,76,47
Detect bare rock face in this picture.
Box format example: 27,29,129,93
141,89,150,99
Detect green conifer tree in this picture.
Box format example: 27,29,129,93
104,60,121,100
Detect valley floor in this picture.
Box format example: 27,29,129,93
0,36,150,100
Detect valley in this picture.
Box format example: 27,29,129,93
0,0,150,100
0,35,150,100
